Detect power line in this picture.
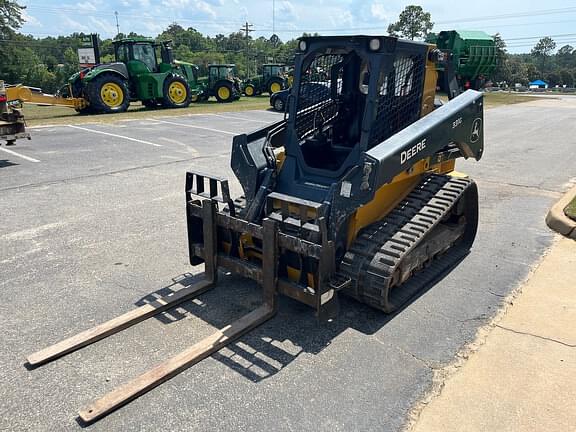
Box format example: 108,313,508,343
255,7,576,33
505,33,576,41
25,5,249,26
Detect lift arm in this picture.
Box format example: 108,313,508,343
6,84,87,109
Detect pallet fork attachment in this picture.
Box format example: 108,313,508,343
26,199,279,423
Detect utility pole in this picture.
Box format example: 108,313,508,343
240,21,254,39
240,21,254,78
114,11,120,37
272,0,275,36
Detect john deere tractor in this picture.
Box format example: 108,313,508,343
197,64,242,103
61,37,203,113
243,64,288,96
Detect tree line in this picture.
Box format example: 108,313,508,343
1,2,575,93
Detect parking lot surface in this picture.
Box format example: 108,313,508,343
1,102,574,431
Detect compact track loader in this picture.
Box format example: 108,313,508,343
27,35,484,423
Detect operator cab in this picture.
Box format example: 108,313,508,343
114,38,174,74
287,36,427,175
208,64,237,86
262,64,284,79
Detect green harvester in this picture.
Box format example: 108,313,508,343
427,30,497,91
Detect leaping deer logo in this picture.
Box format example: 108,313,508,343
470,118,482,143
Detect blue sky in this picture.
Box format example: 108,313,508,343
18,0,576,53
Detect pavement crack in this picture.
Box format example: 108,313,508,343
395,345,439,370
495,325,576,348
487,290,507,298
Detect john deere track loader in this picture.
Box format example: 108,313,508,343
27,35,484,423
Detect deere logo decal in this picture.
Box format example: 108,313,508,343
400,138,427,165
470,118,482,143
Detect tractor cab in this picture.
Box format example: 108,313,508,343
262,64,285,80
207,64,237,87
114,38,174,75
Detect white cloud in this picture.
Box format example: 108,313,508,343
195,0,217,18
371,3,390,22
161,0,190,7
22,10,42,27
77,2,97,11
276,0,298,22
334,9,354,27
60,14,89,32
89,16,117,36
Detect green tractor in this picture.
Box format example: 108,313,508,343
196,64,242,103
243,64,288,96
62,37,203,114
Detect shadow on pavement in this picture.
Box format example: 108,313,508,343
0,159,18,168
135,254,466,383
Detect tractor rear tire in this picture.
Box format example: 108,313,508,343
215,82,234,103
244,84,256,97
85,74,130,114
268,77,284,95
162,76,192,108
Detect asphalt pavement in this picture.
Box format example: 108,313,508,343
0,99,574,431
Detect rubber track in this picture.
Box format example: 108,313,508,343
339,173,477,312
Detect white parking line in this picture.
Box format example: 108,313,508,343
0,146,40,163
153,119,236,135
209,113,272,124
68,125,163,147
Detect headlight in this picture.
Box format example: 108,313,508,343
298,40,307,51
369,38,381,51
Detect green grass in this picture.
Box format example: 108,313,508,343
564,196,576,222
22,96,272,127
22,92,553,127
482,92,552,108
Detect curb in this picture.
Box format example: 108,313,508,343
546,184,576,239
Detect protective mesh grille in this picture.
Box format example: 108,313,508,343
368,54,425,148
295,54,343,140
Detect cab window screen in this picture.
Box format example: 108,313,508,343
295,54,343,140
368,54,425,148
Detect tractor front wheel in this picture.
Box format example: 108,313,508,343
268,77,284,95
215,82,234,103
162,76,192,108
244,84,255,97
85,74,130,114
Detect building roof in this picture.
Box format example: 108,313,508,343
529,79,548,85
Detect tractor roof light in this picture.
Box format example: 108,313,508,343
369,38,381,51
298,40,307,52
